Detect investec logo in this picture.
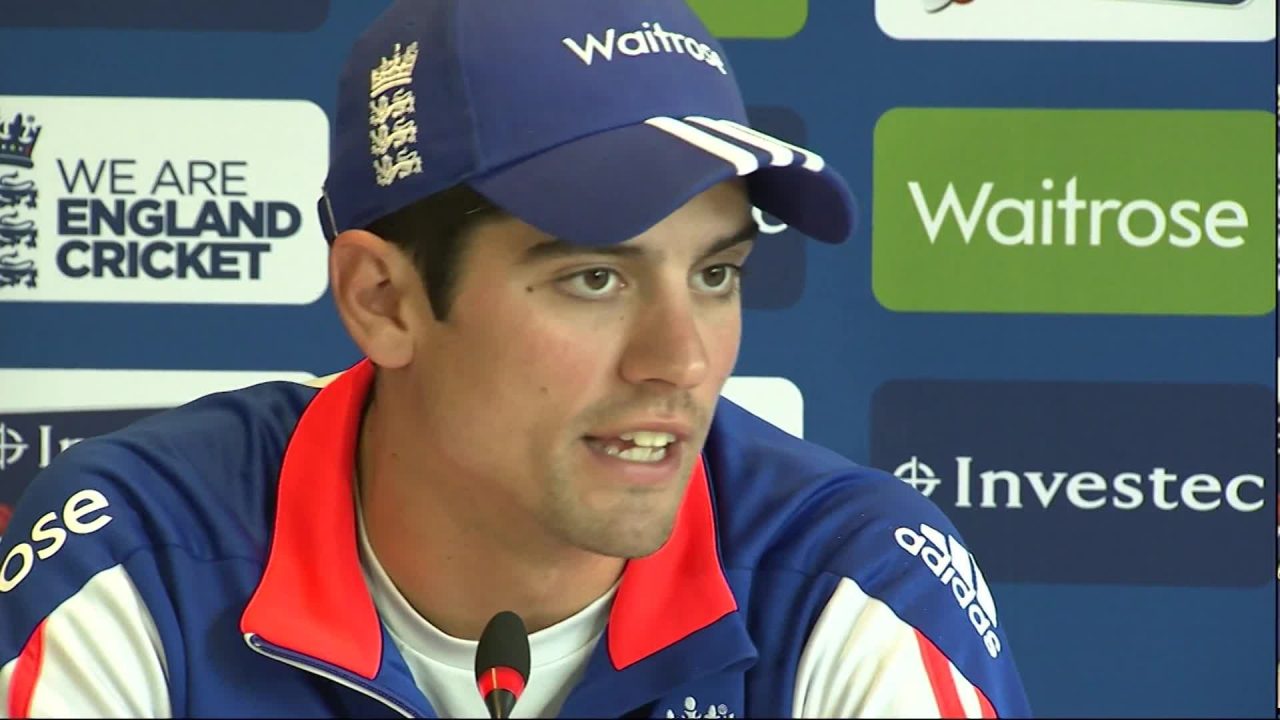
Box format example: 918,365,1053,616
562,22,728,75
0,96,329,304
894,455,1266,513
0,421,84,472
872,109,1273,316
894,522,1001,659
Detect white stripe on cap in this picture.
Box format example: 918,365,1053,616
321,191,340,239
644,117,761,176
718,118,826,172
684,116,795,167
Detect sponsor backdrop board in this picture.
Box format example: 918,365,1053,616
0,1,1274,716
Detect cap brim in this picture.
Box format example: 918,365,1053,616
469,116,856,247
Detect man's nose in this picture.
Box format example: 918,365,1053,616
617,291,711,391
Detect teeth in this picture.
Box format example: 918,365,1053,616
589,439,669,463
616,446,667,463
617,431,676,448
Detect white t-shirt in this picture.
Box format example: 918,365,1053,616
356,503,617,718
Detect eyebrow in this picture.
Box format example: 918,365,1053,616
519,220,759,265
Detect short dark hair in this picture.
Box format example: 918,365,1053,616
364,183,507,321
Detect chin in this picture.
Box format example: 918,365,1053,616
583,511,680,560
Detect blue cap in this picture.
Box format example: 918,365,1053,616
319,0,857,247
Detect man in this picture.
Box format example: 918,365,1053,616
0,0,1031,717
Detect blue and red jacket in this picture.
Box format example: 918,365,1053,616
0,359,1031,717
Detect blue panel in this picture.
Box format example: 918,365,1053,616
870,380,1274,587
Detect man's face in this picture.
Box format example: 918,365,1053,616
402,180,754,559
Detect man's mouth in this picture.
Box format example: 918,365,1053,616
583,431,678,464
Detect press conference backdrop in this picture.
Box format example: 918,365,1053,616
0,1,1275,716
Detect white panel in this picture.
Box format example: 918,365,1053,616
721,376,804,438
0,369,315,413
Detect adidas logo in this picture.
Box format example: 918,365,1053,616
894,523,1002,659
561,22,728,75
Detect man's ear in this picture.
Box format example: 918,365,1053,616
329,229,421,369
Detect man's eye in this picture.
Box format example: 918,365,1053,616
560,268,623,298
693,264,742,294
579,269,613,292
702,266,728,287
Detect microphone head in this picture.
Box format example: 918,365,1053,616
474,611,531,719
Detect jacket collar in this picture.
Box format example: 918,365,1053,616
241,358,739,680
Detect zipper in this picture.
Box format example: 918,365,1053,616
244,633,421,718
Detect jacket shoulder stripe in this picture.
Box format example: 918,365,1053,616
793,576,1011,718
918,628,1000,719
6,619,45,718
949,658,981,717
915,629,965,717
0,564,169,716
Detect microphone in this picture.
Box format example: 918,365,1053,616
474,611,531,719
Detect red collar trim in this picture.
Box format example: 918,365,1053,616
240,358,382,679
606,456,738,669
241,358,737,678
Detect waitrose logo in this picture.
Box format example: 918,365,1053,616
911,177,1248,250
872,108,1274,315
